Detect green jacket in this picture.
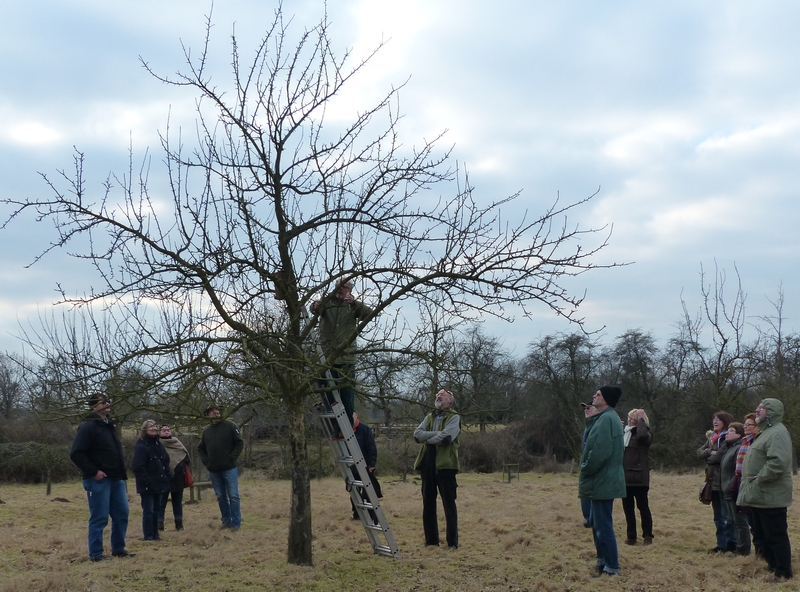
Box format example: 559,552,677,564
317,299,374,365
413,410,460,472
579,407,626,500
737,398,793,509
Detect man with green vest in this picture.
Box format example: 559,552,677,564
414,389,460,549
579,385,625,577
737,398,793,580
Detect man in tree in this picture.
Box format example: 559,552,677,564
737,398,794,580
414,389,461,549
579,386,625,577
310,278,374,428
70,393,134,562
198,404,244,531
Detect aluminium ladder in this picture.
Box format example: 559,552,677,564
312,381,400,558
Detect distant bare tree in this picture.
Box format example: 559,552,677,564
1,8,614,565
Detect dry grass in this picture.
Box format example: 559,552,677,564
1,472,799,591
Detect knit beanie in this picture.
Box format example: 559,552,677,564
599,385,622,408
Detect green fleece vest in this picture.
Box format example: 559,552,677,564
413,410,460,472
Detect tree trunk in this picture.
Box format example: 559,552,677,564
286,400,312,565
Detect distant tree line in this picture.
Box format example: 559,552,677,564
1,268,797,475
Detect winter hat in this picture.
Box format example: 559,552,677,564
598,385,622,408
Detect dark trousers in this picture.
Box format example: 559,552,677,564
752,507,793,578
622,485,653,540
140,493,161,540
421,469,458,548
351,467,382,523
159,489,184,525
725,498,751,555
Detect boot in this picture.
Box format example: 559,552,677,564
157,521,164,531
176,520,184,531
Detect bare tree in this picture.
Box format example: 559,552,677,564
676,262,758,412
524,332,600,459
1,8,614,564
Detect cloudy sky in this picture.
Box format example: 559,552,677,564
1,0,798,355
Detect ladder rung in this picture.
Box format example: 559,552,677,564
354,501,374,509
364,523,384,531
374,545,394,556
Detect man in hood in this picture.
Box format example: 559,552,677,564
737,398,793,580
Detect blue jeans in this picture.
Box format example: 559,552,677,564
140,493,161,540
581,498,592,524
712,491,736,549
591,499,620,574
208,467,241,527
82,478,129,559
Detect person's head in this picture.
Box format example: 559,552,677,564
205,404,222,422
712,411,734,433
160,424,173,438
87,393,111,417
335,279,353,301
743,413,759,436
592,386,622,410
627,408,649,427
582,402,597,418
755,398,785,426
434,389,455,411
140,419,159,439
726,422,744,441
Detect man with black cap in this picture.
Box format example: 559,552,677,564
579,386,625,577
198,403,244,530
70,393,133,562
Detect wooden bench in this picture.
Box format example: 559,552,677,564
188,481,214,502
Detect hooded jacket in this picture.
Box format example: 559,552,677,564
737,398,793,509
579,406,626,500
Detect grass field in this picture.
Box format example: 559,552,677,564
1,471,798,591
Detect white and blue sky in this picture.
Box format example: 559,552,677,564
1,1,798,354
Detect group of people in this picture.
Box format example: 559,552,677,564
578,384,794,581
69,396,244,562
699,400,794,580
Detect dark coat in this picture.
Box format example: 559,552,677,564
720,437,742,501
70,414,128,481
623,418,652,487
131,436,172,495
353,419,382,498
198,420,244,473
698,432,730,491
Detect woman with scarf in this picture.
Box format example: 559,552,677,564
720,422,749,555
697,410,736,553
131,419,172,541
735,413,761,552
158,424,191,531
622,408,653,545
